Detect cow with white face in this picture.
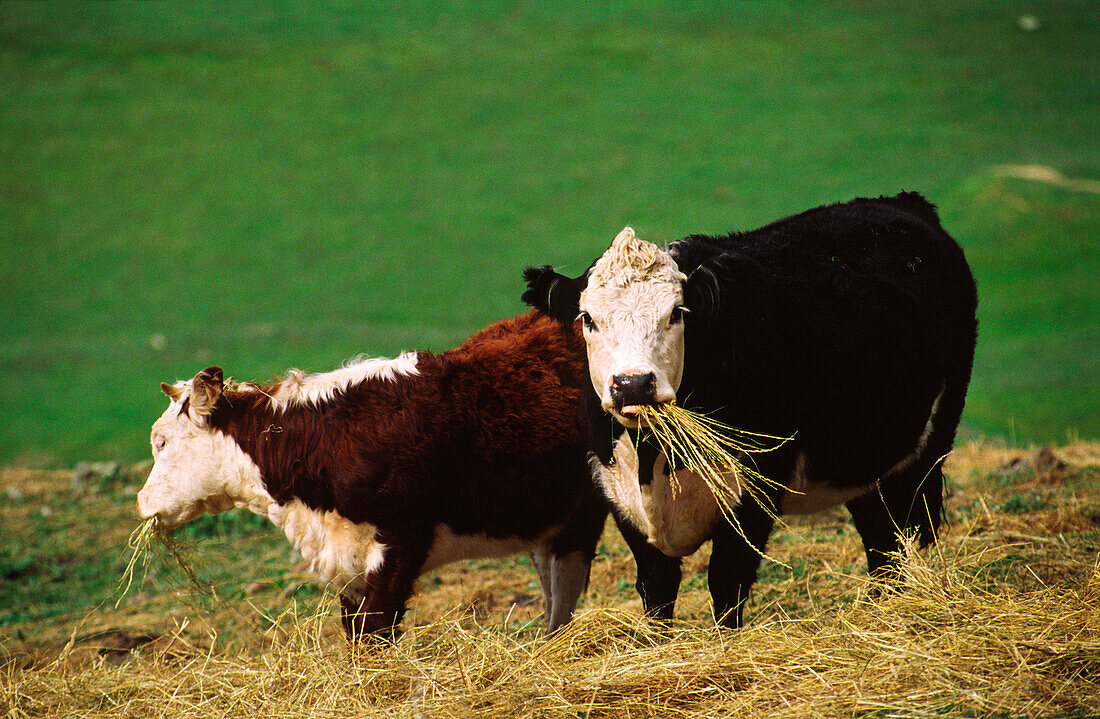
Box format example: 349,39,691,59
137,311,607,641
576,227,687,426
140,369,272,527
524,193,978,628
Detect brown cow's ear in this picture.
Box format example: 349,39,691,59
161,382,184,401
189,366,224,418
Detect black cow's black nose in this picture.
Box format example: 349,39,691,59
609,372,658,409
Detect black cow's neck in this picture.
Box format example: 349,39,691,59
579,381,625,466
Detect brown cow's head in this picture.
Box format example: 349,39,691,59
137,367,261,527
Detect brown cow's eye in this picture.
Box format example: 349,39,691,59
669,306,688,325
579,311,598,332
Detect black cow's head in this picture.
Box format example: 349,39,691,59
523,227,719,427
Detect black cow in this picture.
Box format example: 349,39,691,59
523,193,978,627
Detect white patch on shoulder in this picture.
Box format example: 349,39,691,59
422,525,555,572
590,448,651,536
267,500,387,601
596,435,720,557
270,351,420,410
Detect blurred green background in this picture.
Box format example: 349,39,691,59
1,1,1097,466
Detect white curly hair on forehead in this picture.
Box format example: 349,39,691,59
588,227,685,289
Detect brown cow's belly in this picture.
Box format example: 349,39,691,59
598,435,722,557
422,525,560,572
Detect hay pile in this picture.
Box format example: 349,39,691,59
5,442,1099,717
6,532,1098,718
632,402,790,519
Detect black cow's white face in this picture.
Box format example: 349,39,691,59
522,228,723,552
522,227,722,428
577,228,688,426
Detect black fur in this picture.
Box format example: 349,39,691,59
524,192,978,628
521,265,586,324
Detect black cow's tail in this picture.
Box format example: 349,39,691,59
919,263,979,537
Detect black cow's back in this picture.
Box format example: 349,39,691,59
671,192,977,488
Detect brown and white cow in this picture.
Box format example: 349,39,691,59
524,193,978,628
137,310,606,640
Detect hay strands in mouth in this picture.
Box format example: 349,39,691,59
115,517,215,608
633,402,794,561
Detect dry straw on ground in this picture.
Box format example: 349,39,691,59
6,528,1099,717
4,442,1099,717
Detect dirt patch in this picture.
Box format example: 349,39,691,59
995,164,1100,194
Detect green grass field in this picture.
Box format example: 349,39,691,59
1,1,1097,465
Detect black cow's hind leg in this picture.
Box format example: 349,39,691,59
846,458,945,578
708,495,776,629
850,358,966,579
611,507,682,621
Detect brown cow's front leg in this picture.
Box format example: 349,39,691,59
340,592,408,642
339,542,427,643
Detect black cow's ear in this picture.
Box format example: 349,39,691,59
684,260,721,327
522,265,581,324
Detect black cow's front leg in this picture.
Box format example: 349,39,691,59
339,541,427,643
610,506,682,621
708,494,776,629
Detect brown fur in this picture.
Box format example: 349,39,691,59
198,310,604,638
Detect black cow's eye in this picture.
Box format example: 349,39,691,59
579,311,598,332
669,306,688,325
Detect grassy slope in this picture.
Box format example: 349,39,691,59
940,173,1099,441
0,1,1097,465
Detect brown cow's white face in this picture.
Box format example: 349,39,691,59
579,227,688,427
137,369,392,600
137,370,268,528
